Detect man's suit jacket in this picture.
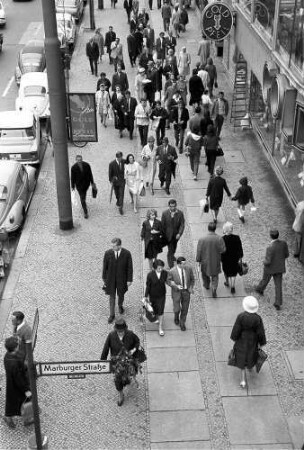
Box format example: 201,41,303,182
127,34,137,55
196,232,226,276
112,72,129,93
86,41,99,60
102,248,133,296
172,107,190,130
71,161,94,192
165,36,176,53
108,159,126,186
155,37,166,60
263,239,289,274
161,208,185,242
125,97,138,119
167,265,195,301
156,143,178,177
105,31,116,52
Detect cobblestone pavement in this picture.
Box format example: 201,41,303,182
0,0,303,449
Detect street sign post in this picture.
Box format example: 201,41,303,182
31,308,39,351
37,360,110,377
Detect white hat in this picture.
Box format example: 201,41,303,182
242,296,259,314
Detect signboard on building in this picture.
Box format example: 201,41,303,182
68,93,98,143
202,2,233,41
37,360,110,377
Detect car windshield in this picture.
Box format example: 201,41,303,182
24,86,46,96
0,127,35,140
0,185,8,201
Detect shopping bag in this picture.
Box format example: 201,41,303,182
139,184,146,197
227,347,236,366
71,190,78,207
238,260,249,276
256,348,268,373
141,298,157,322
133,346,147,363
92,183,98,199
21,398,34,426
199,198,209,216
216,145,224,157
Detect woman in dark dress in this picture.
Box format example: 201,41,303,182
203,124,219,175
100,318,140,406
189,68,204,106
141,209,163,269
144,259,168,336
206,166,231,224
221,222,244,294
230,296,267,388
3,337,31,428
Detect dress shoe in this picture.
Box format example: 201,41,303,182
159,329,165,336
212,289,217,298
108,315,115,324
240,381,246,389
119,207,124,215
174,313,179,325
166,189,171,195
274,304,281,310
119,306,125,314
231,287,235,294
117,393,124,406
160,181,164,188
254,287,264,295
84,212,89,219
203,284,210,290
180,323,186,331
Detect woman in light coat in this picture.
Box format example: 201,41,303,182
177,46,191,78
95,84,111,127
141,135,157,194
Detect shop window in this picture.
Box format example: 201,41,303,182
253,0,275,39
276,0,304,71
293,103,304,151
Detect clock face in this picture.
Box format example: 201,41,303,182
202,2,233,41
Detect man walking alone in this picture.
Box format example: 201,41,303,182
71,155,95,219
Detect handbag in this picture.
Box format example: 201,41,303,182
21,398,34,426
92,183,98,198
133,346,147,363
141,298,158,322
238,260,249,276
256,348,268,373
227,347,236,366
139,185,146,197
216,145,224,157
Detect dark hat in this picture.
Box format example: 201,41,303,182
114,318,127,330
176,256,186,264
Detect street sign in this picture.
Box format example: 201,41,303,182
202,2,233,41
68,93,98,143
37,360,110,377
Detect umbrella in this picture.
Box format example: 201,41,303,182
109,184,114,203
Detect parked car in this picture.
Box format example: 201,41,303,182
0,111,42,165
0,1,6,27
55,0,84,22
16,73,50,120
0,161,36,233
15,40,46,86
56,13,77,51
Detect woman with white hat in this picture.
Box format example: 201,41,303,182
230,296,266,388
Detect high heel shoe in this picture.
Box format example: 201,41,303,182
240,381,246,388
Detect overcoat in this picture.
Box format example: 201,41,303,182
141,218,163,252
102,248,133,296
221,234,244,277
144,269,168,315
206,175,231,210
100,329,140,360
230,312,266,370
196,231,226,276
71,162,94,193
161,208,185,243
4,352,29,417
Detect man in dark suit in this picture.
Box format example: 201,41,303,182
155,31,166,62
161,199,185,268
86,37,100,76
165,30,177,55
105,26,116,64
71,155,95,218
255,229,289,310
127,32,137,67
124,90,137,140
112,65,129,94
172,99,189,153
108,151,126,215
102,238,133,323
167,257,195,331
155,136,178,195
143,24,155,57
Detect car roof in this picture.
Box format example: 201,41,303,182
22,40,45,55
0,161,19,185
0,111,34,128
19,72,48,88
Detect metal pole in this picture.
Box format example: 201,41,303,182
41,0,73,231
25,341,43,450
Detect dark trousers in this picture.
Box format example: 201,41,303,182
158,165,172,189
174,127,185,152
163,18,170,31
138,125,149,146
256,271,283,306
189,151,201,176
77,188,88,214
109,290,125,317
113,182,125,208
89,58,98,76
167,237,178,268
148,0,153,8
156,125,166,146
157,0,161,8
129,52,136,67
214,114,224,137
206,150,217,175
172,291,190,325
128,118,135,138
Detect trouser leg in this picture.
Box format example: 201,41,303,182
210,275,219,291
179,128,185,152
200,266,210,289
142,126,148,146
172,296,181,314
78,189,88,214
189,154,194,173
89,58,94,74
138,126,144,146
193,153,200,176
167,238,178,268
273,273,283,306
118,294,125,308
94,59,98,76
180,291,190,325
174,127,179,147
256,269,272,293
109,295,116,317
118,183,125,208
165,170,172,189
